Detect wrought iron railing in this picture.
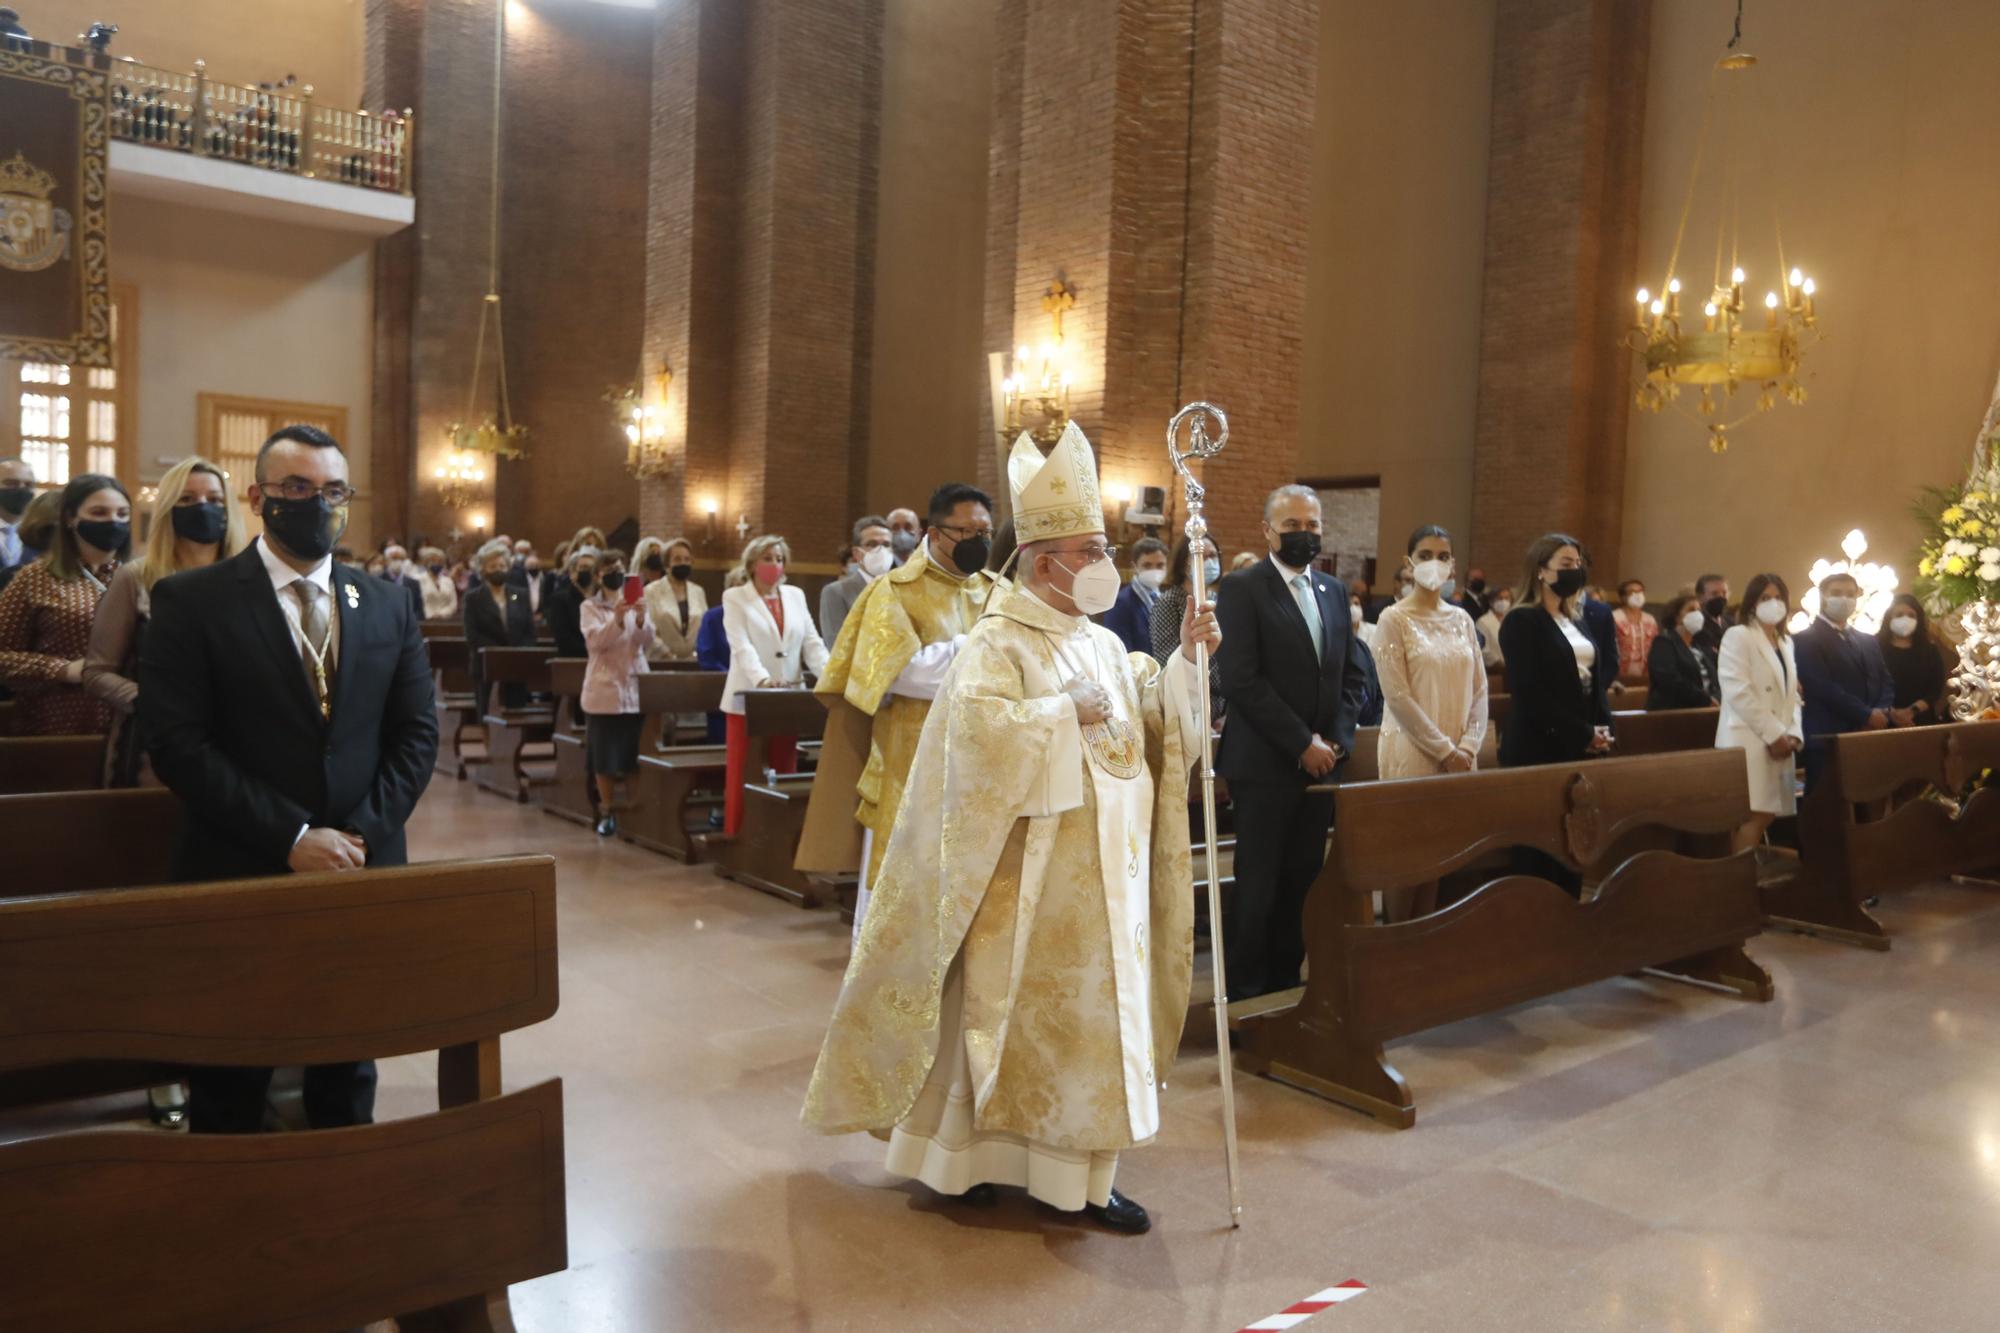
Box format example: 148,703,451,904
88,49,413,195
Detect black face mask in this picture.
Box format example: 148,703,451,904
573,570,595,590
1467,576,1486,594
74,518,129,556
428,562,445,575
643,555,666,574
1274,529,1322,568
261,494,347,562
170,501,227,545
0,484,31,520
1547,566,1588,599
1702,595,1728,621
600,571,626,597
669,562,693,583
948,533,990,575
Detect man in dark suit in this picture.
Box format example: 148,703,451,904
506,539,555,622
1693,572,1734,656
1795,570,1894,793
379,541,426,621
140,424,438,1134
1215,484,1368,1001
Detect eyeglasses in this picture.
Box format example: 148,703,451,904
1051,542,1119,566
936,523,994,540
261,478,356,506
858,538,893,551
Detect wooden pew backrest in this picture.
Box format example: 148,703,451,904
1611,706,1718,756
639,670,727,714
0,855,559,1072
740,687,829,742
0,787,181,896
0,734,104,794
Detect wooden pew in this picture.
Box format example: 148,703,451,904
0,854,566,1331
543,658,596,827
712,689,831,906
477,647,557,803
0,698,16,737
1233,748,1771,1128
1761,719,2000,950
622,672,731,860
0,734,104,794
1611,706,1718,756
1348,725,1501,783
428,635,486,780
0,787,180,893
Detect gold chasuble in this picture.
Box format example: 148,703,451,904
795,543,997,886
803,424,1199,1210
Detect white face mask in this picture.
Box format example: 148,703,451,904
1411,558,1451,593
1491,599,1511,619
1888,615,1918,639
1755,598,1789,627
1049,553,1121,616
859,546,893,579
1681,610,1706,636
1350,602,1363,629
1135,567,1167,590
1626,592,1646,609
1821,594,1856,622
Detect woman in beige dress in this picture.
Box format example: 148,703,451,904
642,536,707,661
1373,523,1488,778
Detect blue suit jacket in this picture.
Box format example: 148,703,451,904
1102,583,1155,656
1794,617,1893,746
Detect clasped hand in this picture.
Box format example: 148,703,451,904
290,827,367,873
1065,677,1113,726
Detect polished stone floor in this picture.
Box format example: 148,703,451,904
68,771,2000,1330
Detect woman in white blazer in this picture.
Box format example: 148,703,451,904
642,536,709,661
720,534,830,834
1715,571,1805,852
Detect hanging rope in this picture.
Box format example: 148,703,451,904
455,0,518,443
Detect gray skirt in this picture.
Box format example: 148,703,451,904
585,711,643,776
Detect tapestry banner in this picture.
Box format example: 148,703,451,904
0,45,110,365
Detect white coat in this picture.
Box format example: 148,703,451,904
720,581,829,715
1715,622,1805,815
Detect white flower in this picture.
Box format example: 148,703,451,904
1981,546,1999,564
1979,562,2000,583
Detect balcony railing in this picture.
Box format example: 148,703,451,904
40,43,414,195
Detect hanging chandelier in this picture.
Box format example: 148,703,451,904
441,1,526,469
1625,1,1821,454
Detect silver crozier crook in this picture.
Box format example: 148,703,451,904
1167,400,1243,1227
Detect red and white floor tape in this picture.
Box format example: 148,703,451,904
1235,1280,1369,1332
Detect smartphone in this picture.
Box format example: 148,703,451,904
622,574,643,605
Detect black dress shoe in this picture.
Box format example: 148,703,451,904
595,813,618,837
955,1182,998,1207
1082,1189,1150,1234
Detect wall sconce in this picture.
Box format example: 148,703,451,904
612,363,674,479
701,496,720,546
434,449,487,509
997,279,1075,447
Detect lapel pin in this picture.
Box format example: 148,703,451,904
345,582,361,609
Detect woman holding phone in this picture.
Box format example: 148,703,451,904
580,547,656,837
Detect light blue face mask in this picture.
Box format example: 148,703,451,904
1202,558,1222,586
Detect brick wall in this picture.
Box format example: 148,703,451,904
494,1,653,553
1470,0,1650,581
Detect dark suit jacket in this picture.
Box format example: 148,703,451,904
544,577,585,659
1795,618,1893,745
1498,605,1612,766
506,566,555,620
381,570,423,621
463,580,536,708
1101,583,1155,656
139,543,438,879
1215,558,1367,785
1646,631,1718,710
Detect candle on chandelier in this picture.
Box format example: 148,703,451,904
1635,288,1650,331
1765,291,1780,329
1666,278,1682,320
1801,276,1816,321
1703,300,1719,332
1731,266,1746,310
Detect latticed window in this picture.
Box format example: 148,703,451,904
196,393,349,539
1,289,136,487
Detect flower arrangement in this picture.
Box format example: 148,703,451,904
1914,439,2000,615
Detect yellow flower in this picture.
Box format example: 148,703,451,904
1946,555,1969,575
1920,557,1936,577
1944,505,1965,524
1971,492,1988,504
1966,520,1987,538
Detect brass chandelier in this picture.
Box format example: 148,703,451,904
1625,1,1821,454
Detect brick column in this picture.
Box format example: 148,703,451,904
1470,0,1650,579
641,0,882,571
984,0,1315,560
